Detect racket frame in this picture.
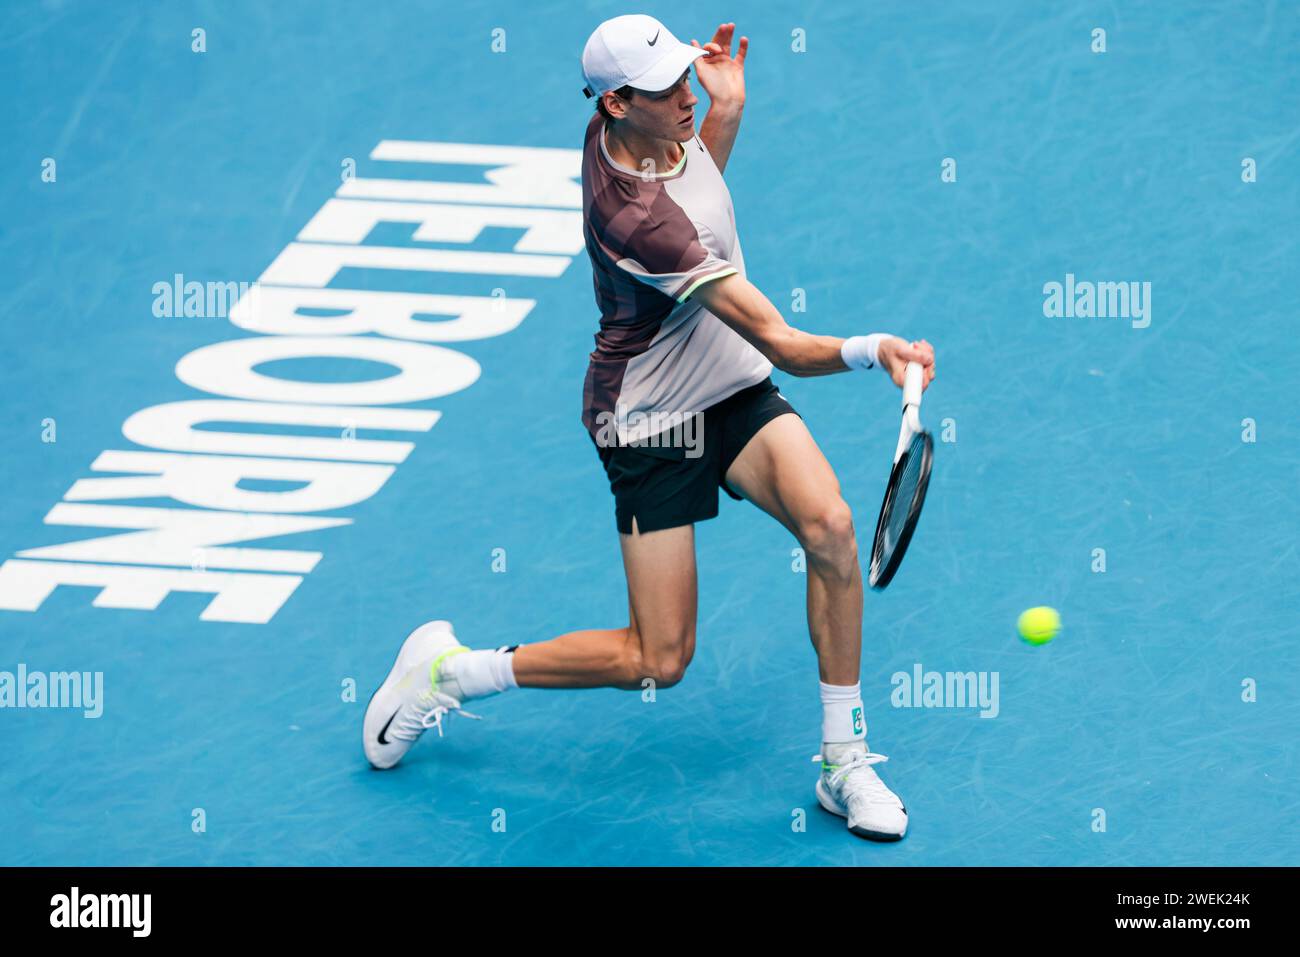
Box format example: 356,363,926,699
869,361,933,589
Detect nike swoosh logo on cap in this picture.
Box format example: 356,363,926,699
648,30,659,46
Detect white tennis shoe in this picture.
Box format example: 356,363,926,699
814,743,909,841
363,620,478,770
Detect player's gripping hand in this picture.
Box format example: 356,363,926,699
878,337,936,391
840,334,936,390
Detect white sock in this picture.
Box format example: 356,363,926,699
442,647,519,701
821,680,867,752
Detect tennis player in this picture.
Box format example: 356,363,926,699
364,15,936,842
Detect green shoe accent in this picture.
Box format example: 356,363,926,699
429,646,470,692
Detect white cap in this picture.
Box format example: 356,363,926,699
581,14,706,100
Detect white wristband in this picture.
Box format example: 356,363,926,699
841,333,890,372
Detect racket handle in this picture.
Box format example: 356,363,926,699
903,361,924,408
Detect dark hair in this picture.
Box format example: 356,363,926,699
596,85,635,121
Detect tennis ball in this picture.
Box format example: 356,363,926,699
1017,606,1060,645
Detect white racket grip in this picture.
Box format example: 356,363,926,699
902,361,924,409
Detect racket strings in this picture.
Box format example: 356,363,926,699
887,444,926,543
869,431,933,589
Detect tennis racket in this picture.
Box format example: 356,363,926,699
867,361,933,589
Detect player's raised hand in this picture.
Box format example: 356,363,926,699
691,23,748,107
877,337,936,391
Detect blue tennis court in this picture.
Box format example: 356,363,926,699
1,0,1296,866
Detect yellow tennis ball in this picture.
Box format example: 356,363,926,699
1017,606,1060,645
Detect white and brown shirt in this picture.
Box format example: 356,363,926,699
580,112,772,445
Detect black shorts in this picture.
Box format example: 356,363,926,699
595,377,800,534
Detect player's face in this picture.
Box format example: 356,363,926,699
623,71,699,142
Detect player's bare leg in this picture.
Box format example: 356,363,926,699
724,412,908,840
511,521,697,690
723,413,860,682
363,520,698,767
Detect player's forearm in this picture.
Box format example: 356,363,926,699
767,328,853,377
699,100,743,173
693,273,848,376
